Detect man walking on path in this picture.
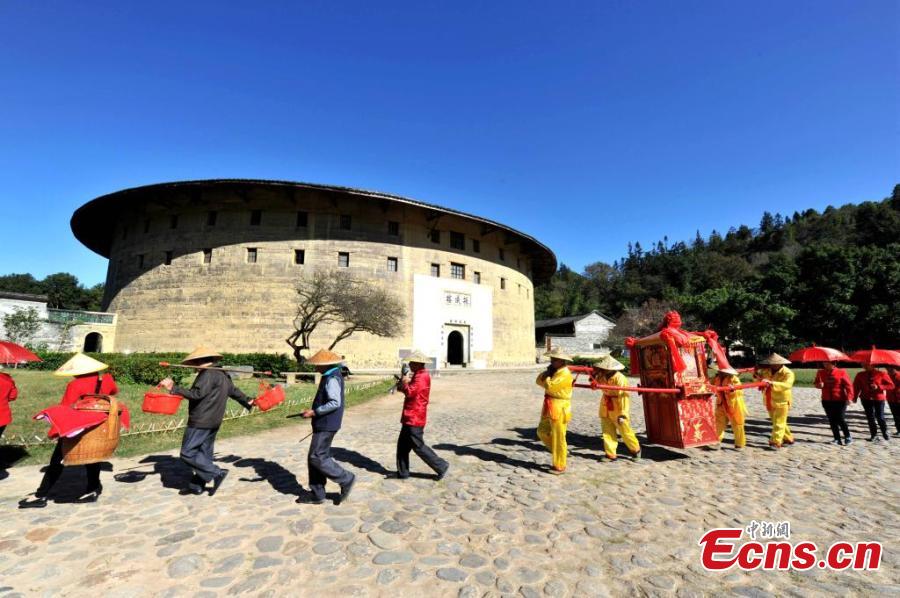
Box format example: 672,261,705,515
162,347,255,496
395,351,449,480
853,363,895,442
536,349,574,474
713,366,747,449
593,355,641,461
298,349,356,505
755,353,795,449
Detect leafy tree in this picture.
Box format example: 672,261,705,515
2,307,42,345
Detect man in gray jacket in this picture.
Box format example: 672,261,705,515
298,349,355,505
161,347,254,496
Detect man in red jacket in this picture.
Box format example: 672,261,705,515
853,364,895,442
396,352,448,480
0,370,18,439
814,361,854,445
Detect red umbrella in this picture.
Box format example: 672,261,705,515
848,346,900,367
0,341,42,365
788,345,851,363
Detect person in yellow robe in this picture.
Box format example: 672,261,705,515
713,366,747,449
592,355,641,461
536,350,574,474
754,353,795,449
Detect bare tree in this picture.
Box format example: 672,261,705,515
286,270,405,363
328,279,404,350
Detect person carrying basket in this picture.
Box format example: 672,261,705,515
20,353,120,508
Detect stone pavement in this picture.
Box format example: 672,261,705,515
1,372,898,597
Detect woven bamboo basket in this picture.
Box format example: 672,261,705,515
62,395,122,466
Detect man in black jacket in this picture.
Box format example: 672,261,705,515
160,347,254,496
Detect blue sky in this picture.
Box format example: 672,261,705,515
1,0,897,286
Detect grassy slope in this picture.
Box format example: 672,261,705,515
0,371,392,466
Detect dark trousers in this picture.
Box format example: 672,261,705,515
860,399,888,438
821,401,850,441
0,425,5,439
396,424,448,478
36,441,101,496
180,426,222,486
308,430,353,501
888,402,900,434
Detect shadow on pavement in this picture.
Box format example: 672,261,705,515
332,447,391,475
114,455,191,490
0,445,28,481
433,441,547,472
230,456,305,497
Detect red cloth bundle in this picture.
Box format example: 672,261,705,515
35,399,131,439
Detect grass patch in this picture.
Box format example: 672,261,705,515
0,370,392,467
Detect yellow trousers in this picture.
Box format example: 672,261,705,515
600,416,640,458
537,416,568,470
715,402,746,448
768,403,793,446
537,399,571,471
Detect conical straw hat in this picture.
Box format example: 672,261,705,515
306,349,344,366
402,351,432,364
182,346,223,365
758,353,791,366
715,366,740,376
54,353,108,377
594,355,625,371
544,349,573,362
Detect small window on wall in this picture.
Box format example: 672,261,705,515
450,263,465,279
207,211,217,226
472,239,480,253
387,257,398,272
431,263,440,277
137,254,144,269
247,248,258,264
164,251,173,266
340,215,351,230
450,232,465,250
170,215,178,229
518,283,522,294
499,248,505,261
338,252,350,267
294,249,305,265
430,229,440,244
143,219,151,234
500,277,506,290
388,221,400,236
527,288,530,299
203,248,212,264
250,210,262,226
473,271,481,284
297,211,308,227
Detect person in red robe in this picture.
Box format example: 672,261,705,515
20,354,118,509
0,370,18,439
853,364,895,442
395,352,448,480
814,361,854,445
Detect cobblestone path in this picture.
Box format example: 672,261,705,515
1,372,897,597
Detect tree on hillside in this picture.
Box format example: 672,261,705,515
286,270,404,363
0,272,104,311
